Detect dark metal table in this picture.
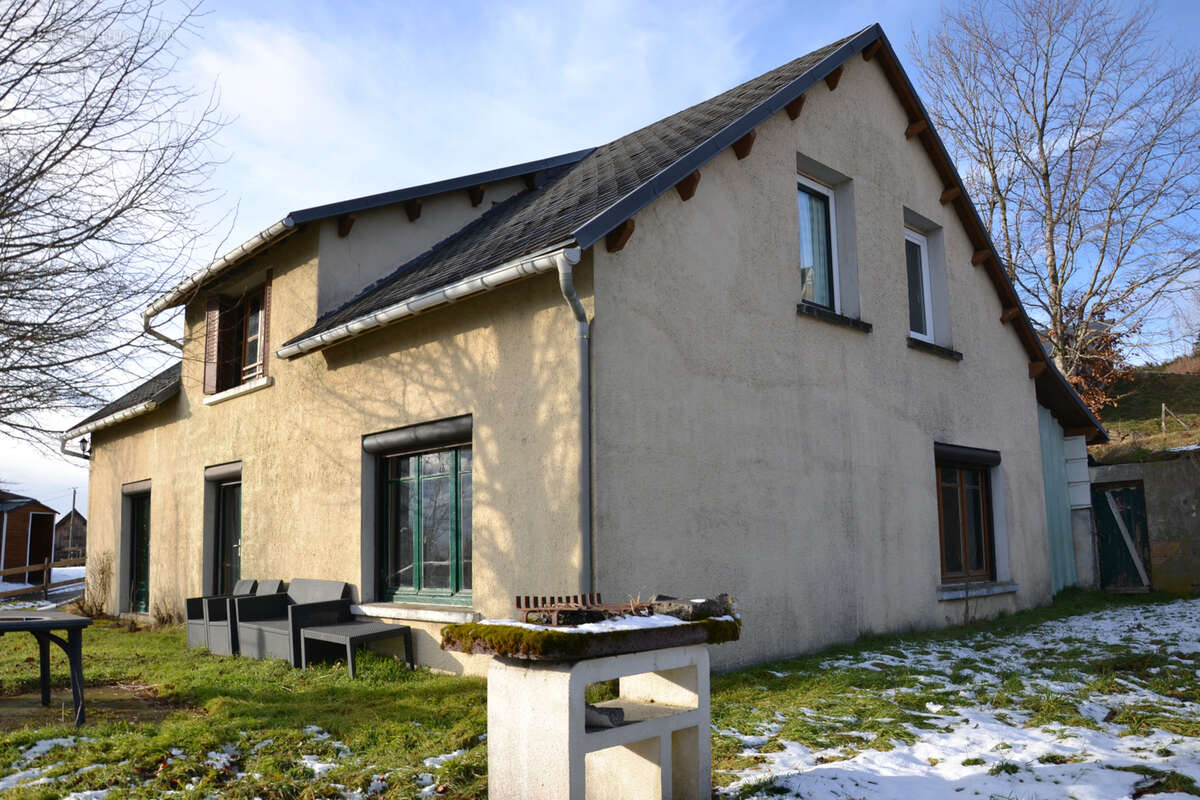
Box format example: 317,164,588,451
0,610,91,725
300,621,414,678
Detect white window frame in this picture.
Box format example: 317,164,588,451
797,173,840,313
904,228,934,342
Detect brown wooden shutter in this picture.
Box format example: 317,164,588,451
203,296,221,394
261,270,273,377
216,296,239,390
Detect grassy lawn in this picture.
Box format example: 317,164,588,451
2,590,1199,798
1092,370,1200,463
711,590,1200,798
0,618,487,798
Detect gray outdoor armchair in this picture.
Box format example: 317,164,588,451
204,579,284,656
186,579,257,650
235,579,351,667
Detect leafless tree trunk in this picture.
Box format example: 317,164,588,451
0,0,222,443
912,0,1200,381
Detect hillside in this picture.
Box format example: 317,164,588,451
1090,369,1200,464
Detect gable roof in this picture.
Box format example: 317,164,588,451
63,362,182,441
0,489,54,514
142,151,594,318
79,23,1104,443
282,28,871,348
55,509,86,528
276,23,1104,442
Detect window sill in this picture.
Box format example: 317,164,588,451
351,602,479,625
796,301,872,333
202,375,273,406
907,337,963,362
937,581,1018,601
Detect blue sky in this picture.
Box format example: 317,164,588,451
5,0,1198,515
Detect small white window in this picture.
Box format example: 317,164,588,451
904,228,933,341
797,175,839,312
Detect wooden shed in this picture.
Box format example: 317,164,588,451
0,490,57,584
54,509,87,561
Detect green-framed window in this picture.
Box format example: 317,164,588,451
378,446,472,602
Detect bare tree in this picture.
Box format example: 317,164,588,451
913,0,1200,396
0,0,221,443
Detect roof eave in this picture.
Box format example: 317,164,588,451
145,218,297,317
276,242,581,359
61,398,167,442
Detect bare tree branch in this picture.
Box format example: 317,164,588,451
0,0,223,445
912,0,1200,401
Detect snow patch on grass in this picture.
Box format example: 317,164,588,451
718,598,1200,799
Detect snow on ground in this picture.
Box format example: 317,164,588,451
719,598,1200,799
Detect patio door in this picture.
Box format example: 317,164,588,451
215,481,242,595
129,493,150,613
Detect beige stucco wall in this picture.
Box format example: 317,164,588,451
1089,457,1200,595
88,221,591,676
589,54,1053,668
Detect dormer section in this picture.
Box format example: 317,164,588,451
305,150,590,317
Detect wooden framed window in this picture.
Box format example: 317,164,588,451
937,463,994,582
904,228,934,341
202,274,271,395
378,445,472,602
797,175,839,311
240,289,264,382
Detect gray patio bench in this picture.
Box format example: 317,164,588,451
203,579,284,656
235,579,351,667
301,620,415,678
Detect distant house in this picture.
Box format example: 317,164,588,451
0,490,57,584
54,510,87,561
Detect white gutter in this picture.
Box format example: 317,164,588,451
144,218,297,319
60,399,165,446
276,243,581,359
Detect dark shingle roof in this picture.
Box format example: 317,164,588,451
285,149,594,226
285,28,873,346
72,362,182,431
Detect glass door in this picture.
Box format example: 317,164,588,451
215,481,242,595
129,493,151,613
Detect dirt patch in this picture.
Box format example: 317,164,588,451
0,683,190,729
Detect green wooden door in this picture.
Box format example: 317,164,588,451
1091,482,1150,591
129,493,151,613
216,482,241,595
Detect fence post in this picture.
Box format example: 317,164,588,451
42,556,50,599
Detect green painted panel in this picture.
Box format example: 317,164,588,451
1038,405,1077,593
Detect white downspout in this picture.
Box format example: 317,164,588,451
555,248,592,594
143,312,183,350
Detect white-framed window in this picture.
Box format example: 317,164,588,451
797,174,839,312
904,228,934,341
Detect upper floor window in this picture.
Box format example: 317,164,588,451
797,175,838,311
203,278,271,396
240,290,265,383
905,229,934,341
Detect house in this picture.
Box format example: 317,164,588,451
0,490,57,585
54,510,87,561
64,24,1105,671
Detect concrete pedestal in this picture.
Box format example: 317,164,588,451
487,644,711,799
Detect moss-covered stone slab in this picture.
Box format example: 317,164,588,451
441,616,741,661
